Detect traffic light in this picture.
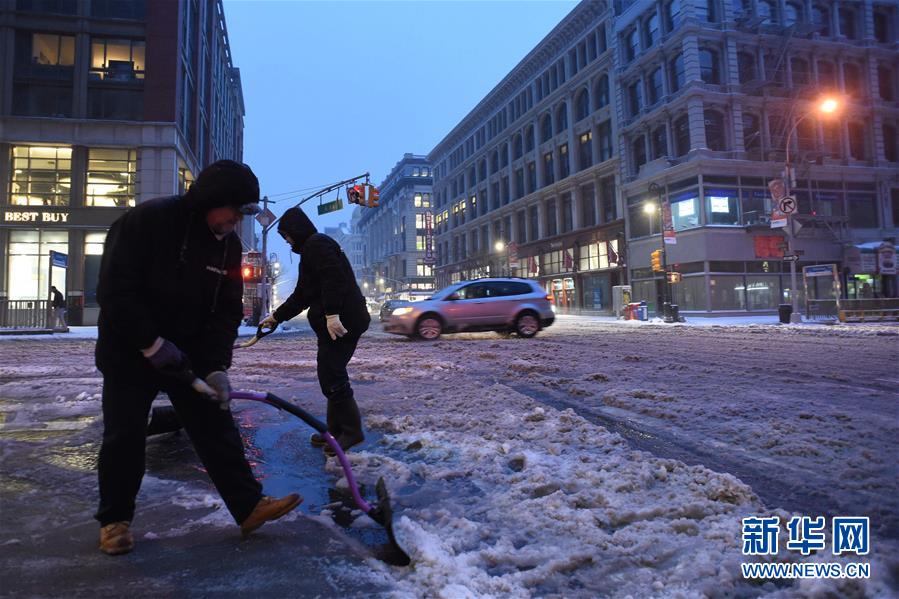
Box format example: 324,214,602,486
367,185,379,208
651,249,663,272
242,265,252,280
347,185,365,205
667,271,682,283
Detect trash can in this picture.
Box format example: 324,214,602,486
639,301,649,321
778,303,793,324
667,303,680,323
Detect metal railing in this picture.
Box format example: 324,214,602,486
0,299,51,329
838,299,899,323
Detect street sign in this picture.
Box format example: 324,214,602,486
805,264,835,276
49,250,68,268
783,254,799,262
778,196,797,214
790,218,803,236
317,199,344,215
256,206,276,228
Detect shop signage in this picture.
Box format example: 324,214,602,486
508,242,519,269
805,264,836,277
662,200,676,245
4,210,69,223
861,253,878,273
878,245,896,275
424,211,435,264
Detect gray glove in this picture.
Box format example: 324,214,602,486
204,371,231,411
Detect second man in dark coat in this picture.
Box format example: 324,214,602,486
262,207,370,454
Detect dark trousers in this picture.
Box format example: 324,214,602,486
95,374,262,527
316,326,365,438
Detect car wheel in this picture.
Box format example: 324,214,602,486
416,315,443,340
514,312,540,338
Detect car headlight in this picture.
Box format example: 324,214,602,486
392,306,414,316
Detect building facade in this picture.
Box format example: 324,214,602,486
0,0,249,325
429,0,898,315
324,221,364,279
356,153,436,300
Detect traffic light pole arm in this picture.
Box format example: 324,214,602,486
262,172,370,235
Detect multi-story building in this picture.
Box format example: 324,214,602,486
324,220,364,278
356,153,436,299
430,0,898,315
0,0,248,325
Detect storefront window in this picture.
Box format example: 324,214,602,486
10,146,72,206
705,188,739,225
671,274,707,311
741,188,768,225
671,191,700,230
86,148,137,207
746,275,779,310
84,232,107,307
709,275,746,310
581,273,612,311
6,230,68,300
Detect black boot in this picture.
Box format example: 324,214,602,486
322,384,364,456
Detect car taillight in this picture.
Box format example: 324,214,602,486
545,293,553,301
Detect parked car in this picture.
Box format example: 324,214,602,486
379,299,410,322
383,278,554,340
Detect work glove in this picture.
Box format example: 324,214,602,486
325,314,347,341
142,338,190,380
259,314,279,329
204,371,232,411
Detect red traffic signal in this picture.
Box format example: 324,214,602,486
347,185,365,205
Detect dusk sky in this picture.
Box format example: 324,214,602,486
223,0,578,272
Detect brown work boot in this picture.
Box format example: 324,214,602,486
99,521,134,555
240,494,302,538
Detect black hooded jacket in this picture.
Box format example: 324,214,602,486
94,190,245,379
273,207,369,337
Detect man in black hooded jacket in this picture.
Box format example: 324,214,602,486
261,206,370,454
94,160,300,556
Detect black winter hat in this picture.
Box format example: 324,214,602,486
188,160,261,214
277,207,318,253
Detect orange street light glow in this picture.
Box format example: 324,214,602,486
820,98,839,114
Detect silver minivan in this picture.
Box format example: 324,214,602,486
383,278,555,340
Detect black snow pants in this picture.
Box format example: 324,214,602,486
95,374,262,527
316,325,367,441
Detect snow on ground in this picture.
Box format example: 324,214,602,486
1,317,897,597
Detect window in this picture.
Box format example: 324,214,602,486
738,51,757,83
516,211,527,243
86,148,137,207
665,0,682,31
527,162,536,193
13,83,72,117
556,103,568,134
9,146,72,206
540,113,553,143
528,205,539,240
743,113,761,154
643,13,660,47
28,33,75,67
879,66,895,101
741,188,768,225
839,7,857,39
91,0,145,18
17,0,77,14
500,145,509,168
513,134,523,160
83,231,107,307
699,49,720,84
628,81,642,117
524,126,535,152
651,126,667,159
822,121,841,157
705,188,739,225
784,2,801,26
600,177,617,222
648,68,664,105
817,60,836,89
491,150,499,173
697,0,718,22
562,195,573,232
674,115,690,156
787,57,810,88
811,5,830,35
669,54,685,92
671,192,700,230
579,132,593,171
478,160,487,181
632,135,647,174
625,29,639,62
575,89,589,121
515,168,524,199
848,194,878,227
848,122,867,160
6,229,69,301
843,63,863,97
594,75,610,111
90,38,145,81
704,110,726,151
546,198,558,236
581,185,596,227
559,144,569,179
598,121,613,162
884,125,898,162
544,152,554,185
874,11,891,43
758,0,777,25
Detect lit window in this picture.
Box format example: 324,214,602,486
90,38,146,81
86,148,137,207
10,146,72,206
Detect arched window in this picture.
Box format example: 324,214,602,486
631,135,646,175
699,49,720,84
575,88,589,121
643,13,660,47
698,0,719,22
625,29,639,62
524,125,535,152
669,53,686,92
665,0,682,32
594,75,610,109
555,102,568,134
758,0,777,25
784,3,801,26
674,114,691,156
812,5,830,36
540,113,553,142
649,68,664,105
742,113,761,154
651,126,668,159
491,150,499,173
738,51,757,83
704,110,727,151
513,134,523,160
839,7,857,39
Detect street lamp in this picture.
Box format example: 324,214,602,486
646,183,674,322
782,96,842,323
494,240,507,276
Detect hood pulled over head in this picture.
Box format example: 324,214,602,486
277,207,317,253
185,160,261,215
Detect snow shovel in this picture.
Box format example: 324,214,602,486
229,390,411,566
233,322,277,349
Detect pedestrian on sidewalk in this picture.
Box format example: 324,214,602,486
94,160,301,556
49,285,66,329
261,206,370,456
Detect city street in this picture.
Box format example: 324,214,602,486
1,317,897,597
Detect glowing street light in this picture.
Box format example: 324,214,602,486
643,202,657,215
494,240,506,253
819,97,839,114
